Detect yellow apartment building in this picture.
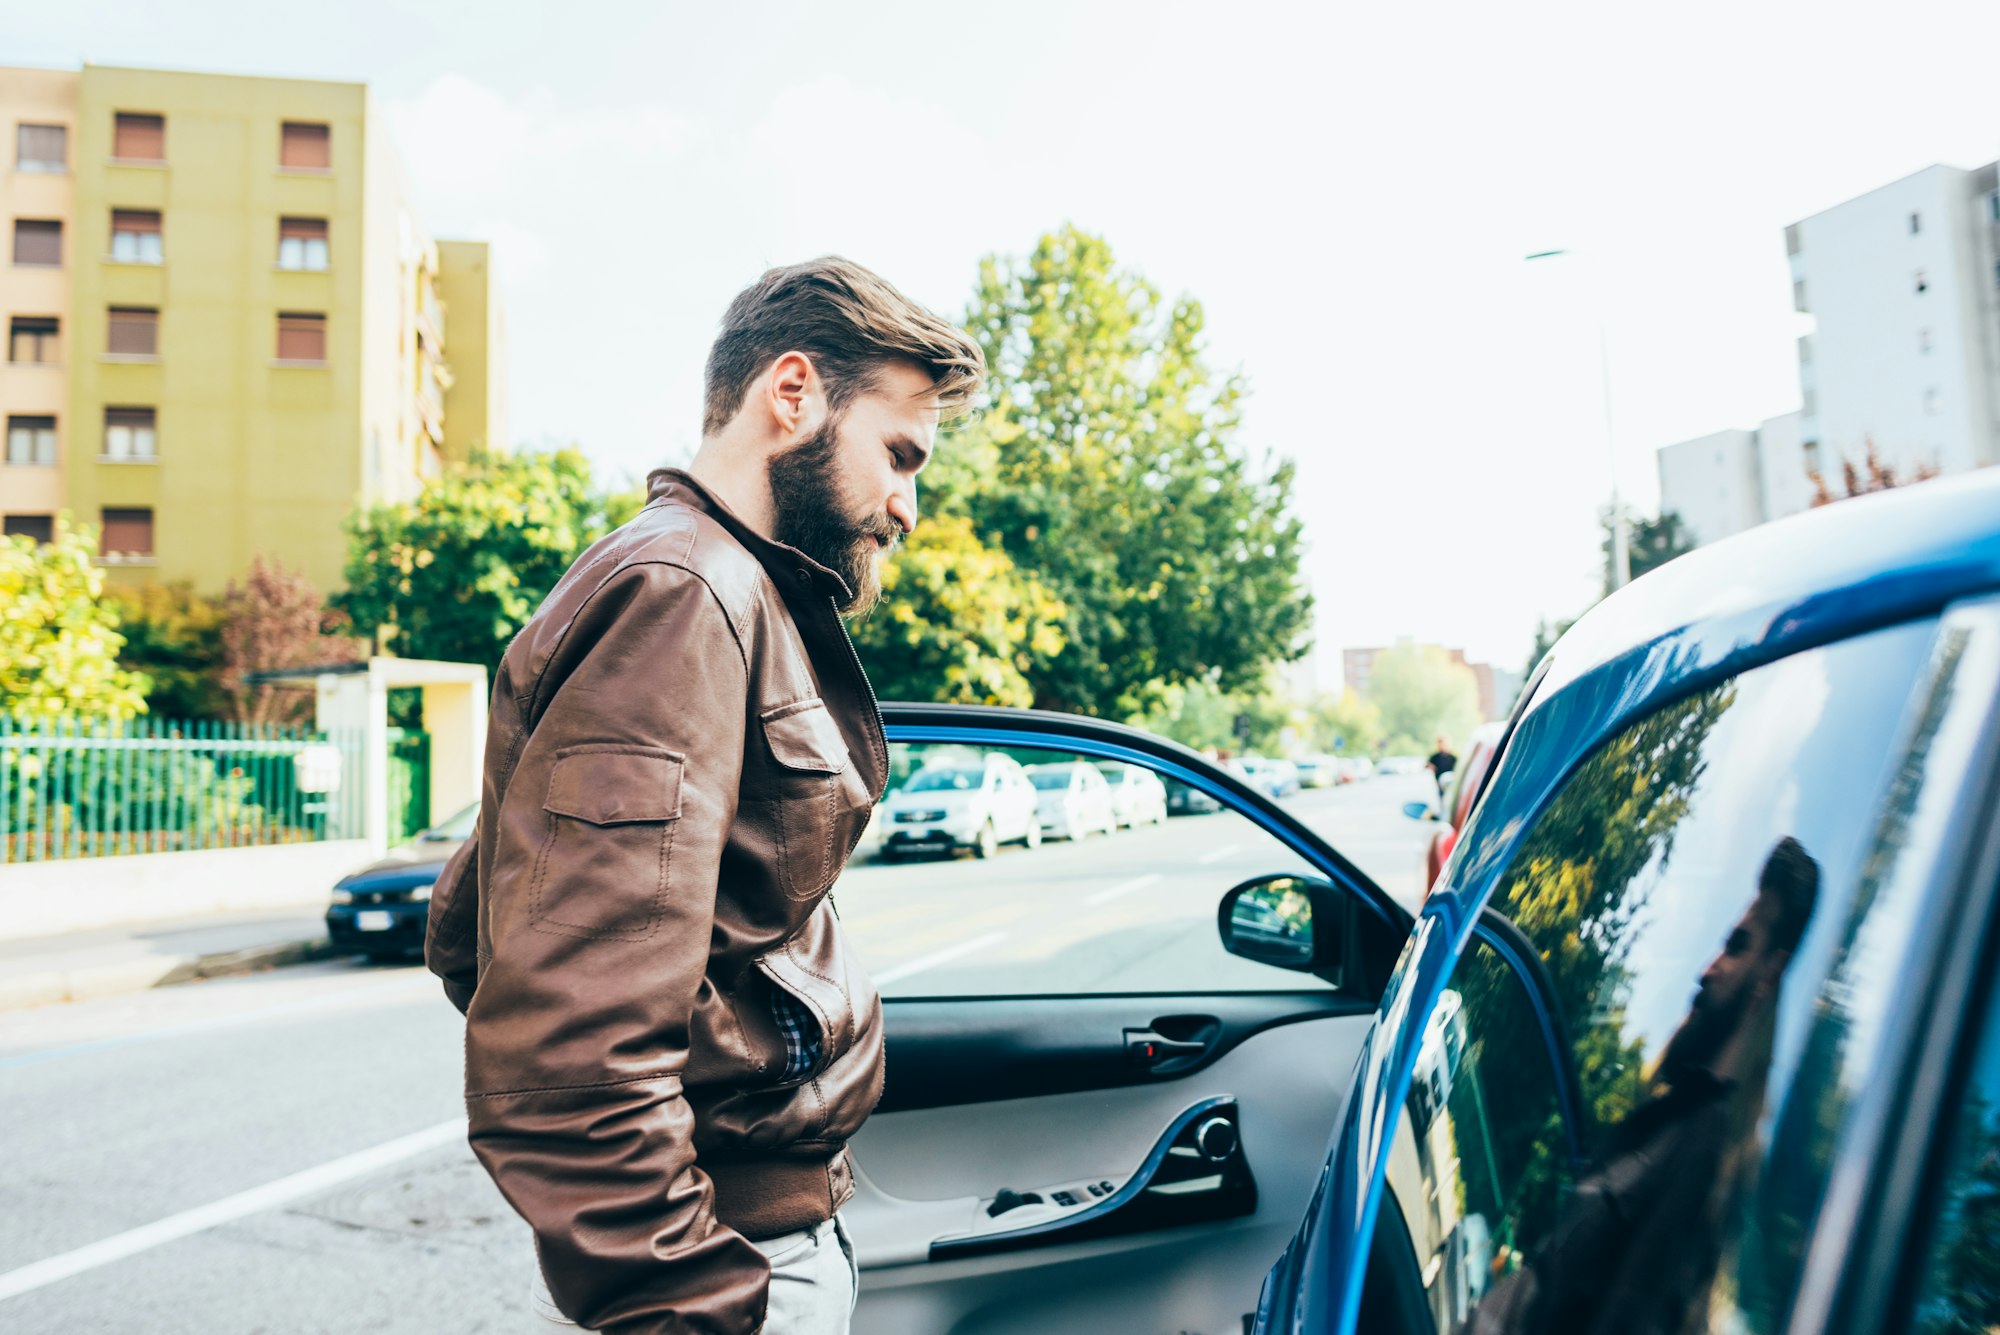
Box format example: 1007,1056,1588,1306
0,63,505,595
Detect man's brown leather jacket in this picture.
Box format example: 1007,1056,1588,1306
425,469,888,1333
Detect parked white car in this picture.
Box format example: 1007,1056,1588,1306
878,755,1041,860
1095,763,1169,828
1025,761,1117,841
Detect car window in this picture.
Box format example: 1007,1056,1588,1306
1358,618,1943,1333
423,800,481,841
1908,972,2000,1334
842,741,1360,998
905,767,984,792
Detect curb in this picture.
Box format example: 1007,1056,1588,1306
0,936,341,1012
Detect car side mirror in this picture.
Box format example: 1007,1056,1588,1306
1217,874,1345,976
1402,800,1438,822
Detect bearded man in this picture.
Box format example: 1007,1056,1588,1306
426,258,984,1334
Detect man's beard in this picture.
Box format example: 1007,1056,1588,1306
767,419,900,615
1655,980,1753,1082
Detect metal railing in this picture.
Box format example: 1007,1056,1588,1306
0,717,366,864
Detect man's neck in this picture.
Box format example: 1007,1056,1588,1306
686,435,777,537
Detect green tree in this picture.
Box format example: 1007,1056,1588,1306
335,449,627,673
1601,504,1696,597
849,514,1067,706
925,225,1312,716
1368,645,1480,755
0,515,148,721
1308,688,1383,756
108,580,230,721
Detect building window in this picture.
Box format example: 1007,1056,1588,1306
106,307,159,357
110,209,163,263
5,416,58,466
12,218,61,267
99,508,154,562
112,112,165,163
1911,211,1922,234
1991,192,2000,223
1926,387,1942,416
1916,269,1929,294
276,312,327,363
16,123,66,172
1792,279,1808,312
103,407,158,460
280,121,330,170
277,217,329,271
9,317,58,364
3,515,55,545
1920,327,1932,354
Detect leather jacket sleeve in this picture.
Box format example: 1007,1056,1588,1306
460,562,770,1334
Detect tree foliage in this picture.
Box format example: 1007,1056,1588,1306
1608,507,1695,592
917,225,1312,716
1811,438,1940,506
0,516,148,722
849,513,1066,706
220,556,361,726
107,580,230,721
335,449,630,673
1368,644,1481,755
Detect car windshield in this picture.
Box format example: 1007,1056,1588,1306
1028,768,1073,790
422,801,481,841
906,768,983,793
1095,764,1125,783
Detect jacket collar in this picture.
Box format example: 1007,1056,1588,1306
644,468,854,604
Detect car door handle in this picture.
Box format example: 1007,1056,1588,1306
1124,1027,1209,1066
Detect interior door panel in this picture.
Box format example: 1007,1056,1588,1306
848,1006,1372,1334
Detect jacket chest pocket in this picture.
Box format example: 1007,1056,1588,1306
759,699,870,902
529,745,683,941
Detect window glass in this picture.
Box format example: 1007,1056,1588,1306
840,741,1334,997
1360,619,1941,1333
1911,991,2000,1333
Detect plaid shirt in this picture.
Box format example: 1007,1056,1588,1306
770,989,822,1083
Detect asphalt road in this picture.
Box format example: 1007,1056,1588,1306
0,773,1437,1333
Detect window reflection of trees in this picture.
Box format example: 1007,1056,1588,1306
1458,683,1738,1273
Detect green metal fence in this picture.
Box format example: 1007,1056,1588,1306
0,717,366,864
386,726,432,845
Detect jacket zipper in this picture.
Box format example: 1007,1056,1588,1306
824,600,888,919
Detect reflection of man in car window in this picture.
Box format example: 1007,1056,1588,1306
1469,837,1820,1335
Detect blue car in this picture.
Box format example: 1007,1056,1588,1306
1253,469,2000,1334
845,470,2000,1335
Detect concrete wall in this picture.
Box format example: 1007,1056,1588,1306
1658,427,1765,546
0,839,371,939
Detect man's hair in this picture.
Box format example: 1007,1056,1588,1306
702,257,986,436
1758,836,1821,956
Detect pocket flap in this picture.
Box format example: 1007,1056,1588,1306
761,700,850,774
544,746,683,824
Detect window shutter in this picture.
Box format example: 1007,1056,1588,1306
13,220,61,266
277,313,326,362
113,113,166,162
100,508,154,558
17,123,66,169
107,308,158,357
281,122,331,169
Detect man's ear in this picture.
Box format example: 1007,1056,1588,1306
764,351,823,441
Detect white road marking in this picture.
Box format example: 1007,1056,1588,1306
1083,873,1163,907
1196,844,1243,865
0,1117,467,1303
872,931,1009,986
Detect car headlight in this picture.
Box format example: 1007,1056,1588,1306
330,888,354,905
410,883,433,903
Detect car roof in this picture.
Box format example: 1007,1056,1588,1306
1529,470,2000,729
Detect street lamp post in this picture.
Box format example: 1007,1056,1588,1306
1525,248,1629,591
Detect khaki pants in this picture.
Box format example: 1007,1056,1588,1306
530,1216,859,1334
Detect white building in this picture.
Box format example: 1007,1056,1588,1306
1657,411,1809,546
1658,160,2000,549
1789,161,2000,481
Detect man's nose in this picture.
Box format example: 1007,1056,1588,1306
887,487,917,537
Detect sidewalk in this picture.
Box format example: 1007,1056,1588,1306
0,908,340,1012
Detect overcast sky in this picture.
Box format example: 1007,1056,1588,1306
14,0,2000,675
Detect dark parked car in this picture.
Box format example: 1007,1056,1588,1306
324,801,478,961
1248,471,2000,1334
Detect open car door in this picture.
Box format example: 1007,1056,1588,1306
837,705,1413,1335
